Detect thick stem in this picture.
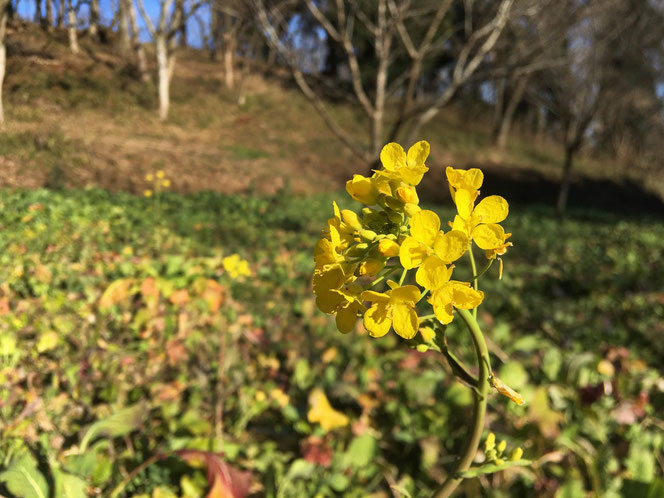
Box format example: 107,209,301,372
432,308,490,498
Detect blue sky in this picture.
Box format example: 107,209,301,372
17,0,210,47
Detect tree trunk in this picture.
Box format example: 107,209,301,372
117,0,130,55
67,0,79,54
45,0,53,30
35,0,42,23
223,15,235,89
556,143,576,216
491,77,505,141
88,0,99,38
56,0,64,27
127,0,149,82
495,74,529,149
175,0,185,47
0,0,7,126
156,34,169,120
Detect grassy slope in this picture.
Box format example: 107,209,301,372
3,20,662,212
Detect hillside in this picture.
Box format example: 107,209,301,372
2,20,663,215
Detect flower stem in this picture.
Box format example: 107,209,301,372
418,313,436,322
417,289,429,304
432,308,490,498
467,248,478,319
469,259,493,283
368,265,399,288
398,268,408,286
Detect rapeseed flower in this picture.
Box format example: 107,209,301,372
361,281,421,339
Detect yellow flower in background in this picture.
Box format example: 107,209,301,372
376,141,430,186
144,189,153,198
156,170,165,179
270,388,290,408
308,388,349,432
361,281,421,339
162,179,171,188
222,254,251,279
145,173,154,182
429,281,484,324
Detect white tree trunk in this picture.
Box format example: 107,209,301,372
67,0,79,54
88,0,99,37
117,0,130,55
156,34,169,120
127,0,149,82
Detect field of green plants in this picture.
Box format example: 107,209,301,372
0,185,663,497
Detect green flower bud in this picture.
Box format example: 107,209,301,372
416,344,429,353
359,229,378,242
387,210,403,224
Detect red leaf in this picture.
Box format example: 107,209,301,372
176,450,251,498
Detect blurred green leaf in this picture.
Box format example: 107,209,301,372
0,452,49,498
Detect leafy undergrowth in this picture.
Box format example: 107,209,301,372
0,188,662,497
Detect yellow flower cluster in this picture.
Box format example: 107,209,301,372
144,170,172,197
222,254,251,279
313,141,511,339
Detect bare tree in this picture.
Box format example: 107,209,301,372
67,0,79,53
89,0,100,38
127,0,150,82
117,0,131,54
45,0,53,30
253,0,515,163
0,0,8,125
136,0,201,120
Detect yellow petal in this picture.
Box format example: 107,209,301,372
407,140,430,166
454,188,475,220
341,209,362,230
451,282,484,309
433,230,468,264
451,215,468,234
399,237,429,269
346,175,378,205
430,284,455,324
416,256,452,290
378,239,400,258
308,389,349,431
363,303,392,337
315,289,344,314
312,265,345,294
336,304,359,334
361,290,390,303
472,223,506,250
390,284,421,305
399,164,428,186
474,196,508,224
409,210,441,246
392,304,419,339
380,143,407,171
446,167,484,191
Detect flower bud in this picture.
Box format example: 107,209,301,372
497,440,507,453
387,210,403,224
494,458,505,466
416,344,429,353
419,326,436,343
359,229,378,242
404,203,421,217
359,259,384,277
509,447,523,461
341,210,363,230
484,432,496,451
346,175,378,205
378,239,400,258
396,185,419,204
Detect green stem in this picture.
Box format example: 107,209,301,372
418,313,436,322
398,268,408,286
368,265,399,288
432,308,490,498
468,248,478,319
469,259,493,283
417,289,429,304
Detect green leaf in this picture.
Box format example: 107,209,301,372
79,403,148,453
344,434,376,468
328,473,349,492
456,459,531,478
498,361,529,390
626,443,655,482
53,469,87,498
556,478,585,498
0,452,49,498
